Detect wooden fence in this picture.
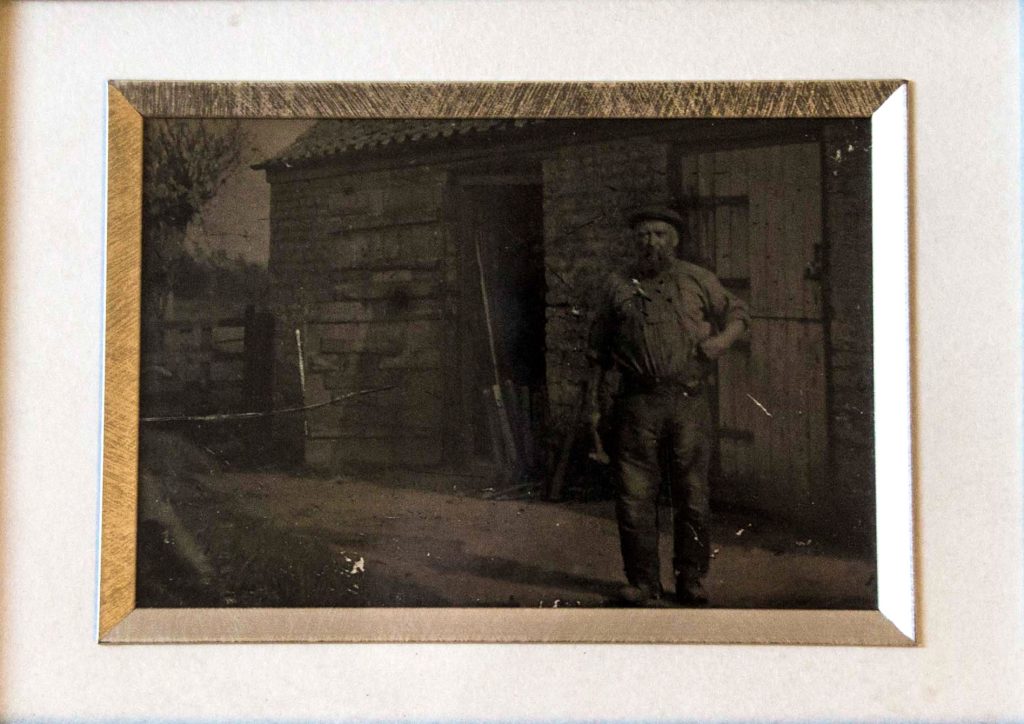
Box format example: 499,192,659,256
141,305,274,422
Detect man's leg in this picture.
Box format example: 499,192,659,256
612,393,664,598
668,393,713,604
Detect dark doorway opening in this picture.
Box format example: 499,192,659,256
458,180,547,470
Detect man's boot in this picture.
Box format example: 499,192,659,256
675,572,708,606
618,581,664,607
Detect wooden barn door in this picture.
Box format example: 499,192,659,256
679,142,827,519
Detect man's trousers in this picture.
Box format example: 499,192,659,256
611,386,713,591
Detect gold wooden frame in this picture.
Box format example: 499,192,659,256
101,80,913,644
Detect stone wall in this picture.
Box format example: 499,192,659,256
266,164,452,468
541,137,671,428
822,120,876,548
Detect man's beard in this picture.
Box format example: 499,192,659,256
635,249,673,278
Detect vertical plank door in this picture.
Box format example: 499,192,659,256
680,142,827,523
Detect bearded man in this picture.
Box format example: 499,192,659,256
587,206,750,606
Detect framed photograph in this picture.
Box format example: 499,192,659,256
100,80,912,644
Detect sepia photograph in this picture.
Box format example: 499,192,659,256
132,112,880,613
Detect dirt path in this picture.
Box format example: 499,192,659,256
139,468,875,609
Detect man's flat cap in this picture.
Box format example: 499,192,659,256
628,206,686,233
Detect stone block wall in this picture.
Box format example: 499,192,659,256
541,137,671,428
266,164,452,468
822,120,876,549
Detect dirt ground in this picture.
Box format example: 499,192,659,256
136,442,876,609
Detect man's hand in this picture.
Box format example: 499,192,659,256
699,335,731,360
699,319,747,360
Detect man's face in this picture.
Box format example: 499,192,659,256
633,219,679,277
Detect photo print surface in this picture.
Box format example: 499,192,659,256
135,116,877,610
